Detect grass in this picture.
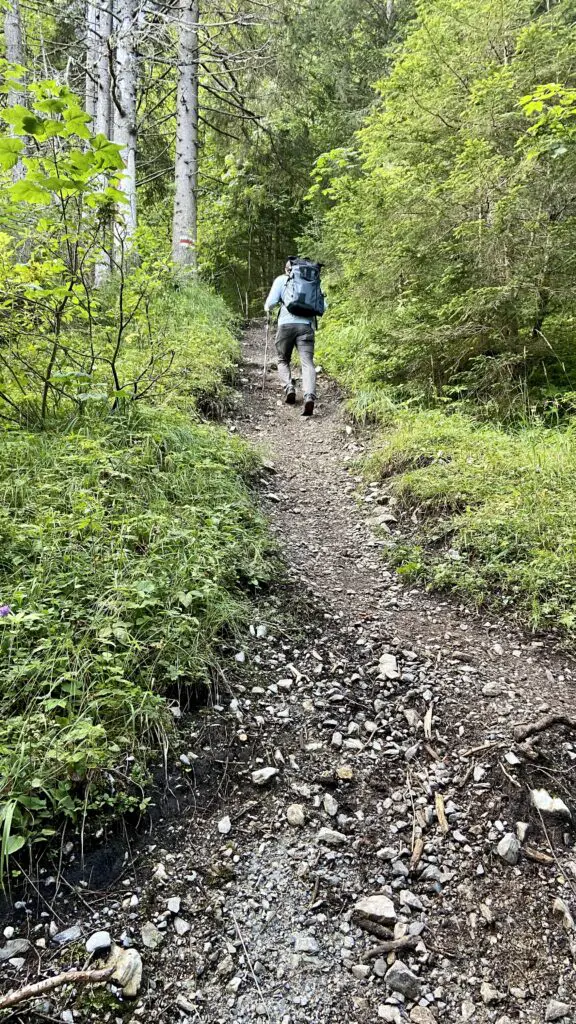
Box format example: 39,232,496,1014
131,282,241,416
0,284,273,859
364,406,576,631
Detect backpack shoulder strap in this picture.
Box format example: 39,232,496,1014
279,272,290,305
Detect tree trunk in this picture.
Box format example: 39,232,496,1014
113,0,138,242
85,1,99,125
95,1,113,138
172,0,199,270
94,1,113,284
4,0,25,182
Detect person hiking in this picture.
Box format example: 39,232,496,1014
264,257,326,417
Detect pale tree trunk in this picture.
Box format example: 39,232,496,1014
95,1,113,138
171,0,199,270
95,1,113,284
113,0,138,243
85,1,99,125
4,0,25,181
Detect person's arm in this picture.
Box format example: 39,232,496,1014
264,275,284,313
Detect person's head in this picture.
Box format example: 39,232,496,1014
285,259,293,275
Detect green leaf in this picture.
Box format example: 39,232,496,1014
5,835,25,856
2,106,44,137
9,179,50,204
0,137,23,170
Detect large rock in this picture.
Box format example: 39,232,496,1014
52,925,82,945
354,894,396,923
286,803,305,826
251,767,278,786
480,981,501,1004
379,653,399,679
531,789,571,819
545,1001,571,1022
411,1009,437,1023
0,938,31,962
141,921,164,950
378,1008,401,1023
85,931,111,954
294,933,319,954
107,944,142,998
385,960,421,1001
317,826,347,845
497,834,520,865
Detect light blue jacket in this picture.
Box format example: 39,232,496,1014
264,274,316,327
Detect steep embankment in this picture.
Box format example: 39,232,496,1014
2,326,575,1024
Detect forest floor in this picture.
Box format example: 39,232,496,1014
3,325,576,1024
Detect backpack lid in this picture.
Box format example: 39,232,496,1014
287,256,324,271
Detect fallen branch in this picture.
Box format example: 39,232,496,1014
0,967,113,1010
362,936,419,961
354,916,394,940
524,845,554,866
514,714,576,743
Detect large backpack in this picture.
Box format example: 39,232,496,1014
281,258,325,319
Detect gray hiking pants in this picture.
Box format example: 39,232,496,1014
275,324,316,399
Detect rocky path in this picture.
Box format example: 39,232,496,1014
3,327,576,1024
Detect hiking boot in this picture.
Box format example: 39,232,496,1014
285,387,296,405
302,395,315,417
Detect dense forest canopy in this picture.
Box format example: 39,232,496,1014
3,0,576,410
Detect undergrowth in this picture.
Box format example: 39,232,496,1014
0,285,272,863
364,407,576,631
132,283,240,416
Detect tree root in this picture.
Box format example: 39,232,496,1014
514,713,576,743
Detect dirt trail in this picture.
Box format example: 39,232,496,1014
4,326,576,1024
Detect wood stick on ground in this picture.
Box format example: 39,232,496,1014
0,967,113,1010
514,713,576,743
435,791,450,834
308,873,320,907
499,760,522,789
354,916,394,940
524,845,554,866
410,836,425,871
362,936,419,961
423,706,433,740
460,741,503,757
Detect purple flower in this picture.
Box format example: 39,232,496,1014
0,605,12,617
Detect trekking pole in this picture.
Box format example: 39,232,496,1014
262,316,270,394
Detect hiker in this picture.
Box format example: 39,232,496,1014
264,257,326,417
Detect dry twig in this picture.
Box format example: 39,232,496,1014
435,791,449,834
